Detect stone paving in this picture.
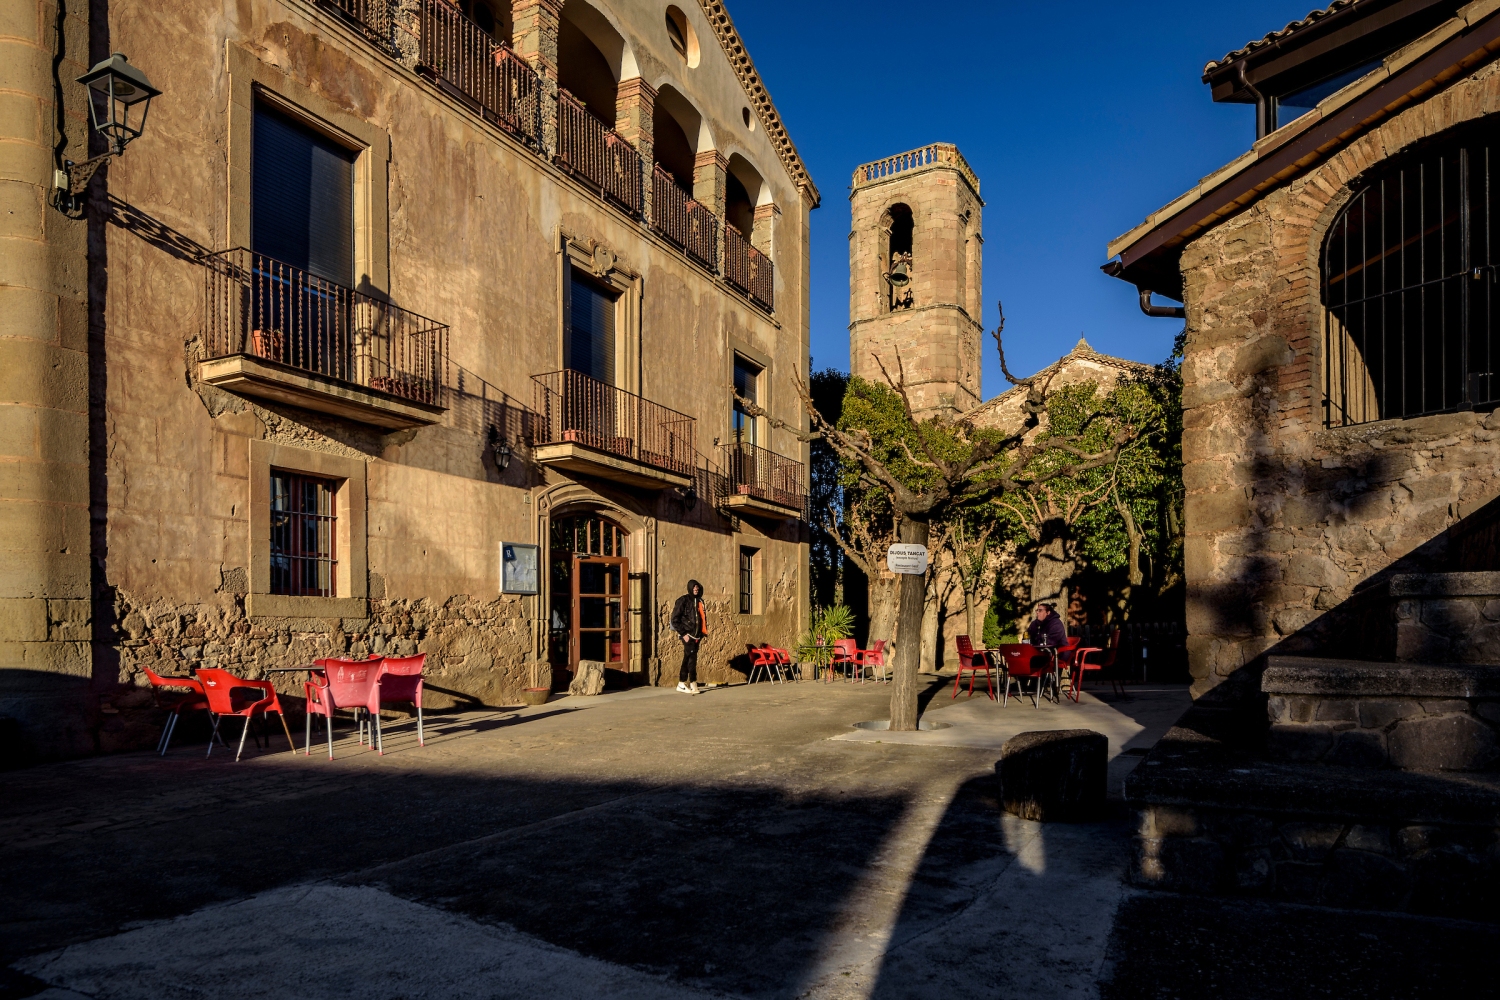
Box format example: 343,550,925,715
2,679,1494,999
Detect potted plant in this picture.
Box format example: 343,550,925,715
795,605,855,681
521,660,550,705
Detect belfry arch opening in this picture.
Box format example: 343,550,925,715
884,203,914,310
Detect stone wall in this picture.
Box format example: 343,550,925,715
1,0,816,763
1178,58,1500,700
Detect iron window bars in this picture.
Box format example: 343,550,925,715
270,471,338,597
1323,120,1500,426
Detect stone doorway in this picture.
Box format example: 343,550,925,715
548,513,631,689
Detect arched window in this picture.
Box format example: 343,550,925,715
558,3,620,122
1323,120,1500,426
884,203,913,311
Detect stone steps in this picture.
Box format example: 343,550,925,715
1262,656,1500,771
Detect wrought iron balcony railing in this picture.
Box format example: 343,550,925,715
203,248,448,406
723,224,773,312
556,90,643,215
319,0,395,47
720,440,805,513
650,165,718,272
419,0,541,143
532,369,694,476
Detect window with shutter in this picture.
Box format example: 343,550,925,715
252,102,355,286
565,268,617,385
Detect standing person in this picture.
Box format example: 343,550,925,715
671,579,707,695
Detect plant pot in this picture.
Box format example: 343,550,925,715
520,687,550,706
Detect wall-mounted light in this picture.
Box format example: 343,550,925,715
488,426,511,471
676,484,697,511
55,53,160,212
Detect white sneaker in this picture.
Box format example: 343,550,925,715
676,682,690,693
689,683,700,695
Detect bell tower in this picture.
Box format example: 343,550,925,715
848,144,983,418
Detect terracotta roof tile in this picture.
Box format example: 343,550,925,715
1203,0,1364,76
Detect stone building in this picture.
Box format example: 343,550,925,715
1,0,818,763
848,144,983,420
1105,0,1500,915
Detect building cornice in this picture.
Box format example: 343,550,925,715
695,0,820,207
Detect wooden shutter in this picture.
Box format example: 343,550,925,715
252,103,355,286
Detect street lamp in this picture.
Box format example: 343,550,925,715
488,426,512,471
54,53,159,211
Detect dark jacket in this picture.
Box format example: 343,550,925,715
671,580,706,639
1027,612,1067,648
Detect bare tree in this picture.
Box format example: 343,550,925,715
738,303,1133,730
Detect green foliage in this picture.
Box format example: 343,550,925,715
808,368,851,608
983,582,1023,647
836,377,1004,500
795,604,856,669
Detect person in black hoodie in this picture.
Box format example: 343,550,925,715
1027,603,1067,648
670,579,707,695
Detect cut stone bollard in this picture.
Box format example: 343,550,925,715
997,729,1108,822
568,660,606,697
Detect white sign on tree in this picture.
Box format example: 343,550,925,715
886,543,929,576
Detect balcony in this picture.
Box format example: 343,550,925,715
531,370,695,489
199,249,448,429
556,90,643,216
718,441,805,520
418,0,541,143
723,225,774,313
650,165,719,272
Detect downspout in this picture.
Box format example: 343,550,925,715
1237,61,1271,140
1138,287,1185,319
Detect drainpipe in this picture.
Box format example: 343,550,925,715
1237,62,1272,140
1138,287,1185,319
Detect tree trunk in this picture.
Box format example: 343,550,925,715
889,517,930,731
1117,499,1144,587
868,574,898,648
963,586,977,641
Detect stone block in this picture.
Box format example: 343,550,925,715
1326,729,1387,768
1279,822,1345,862
1359,699,1421,729
0,597,47,640
996,729,1107,822
567,659,605,696
1132,835,1225,894
1322,849,1412,909
1267,723,1334,761
1187,489,1251,533
1389,714,1500,771
1314,698,1357,723
1140,805,1199,839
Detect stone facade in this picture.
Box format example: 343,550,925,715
0,0,819,764
1174,57,1500,699
848,144,983,419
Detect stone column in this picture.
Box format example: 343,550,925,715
614,77,655,220
694,149,726,269
751,202,778,258
511,0,562,154
0,0,94,764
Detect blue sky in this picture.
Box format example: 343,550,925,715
730,1,1317,398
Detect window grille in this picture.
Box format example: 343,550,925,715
1323,120,1500,426
270,471,338,597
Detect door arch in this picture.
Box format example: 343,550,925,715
548,511,630,685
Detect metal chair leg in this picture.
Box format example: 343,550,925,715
305,709,313,755
417,704,424,747
375,712,384,755
235,715,252,761
206,715,222,758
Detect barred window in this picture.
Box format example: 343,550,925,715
1323,120,1500,426
270,471,338,597
739,546,756,615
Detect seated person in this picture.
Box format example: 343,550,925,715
1026,602,1067,649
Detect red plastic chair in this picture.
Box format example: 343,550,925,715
304,658,382,759
368,654,426,755
863,639,888,682
143,666,210,756
831,638,863,683
952,635,996,700
195,668,296,760
996,644,1057,707
1075,629,1124,697
768,646,799,682
746,644,781,684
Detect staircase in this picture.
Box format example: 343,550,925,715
1126,572,1500,920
